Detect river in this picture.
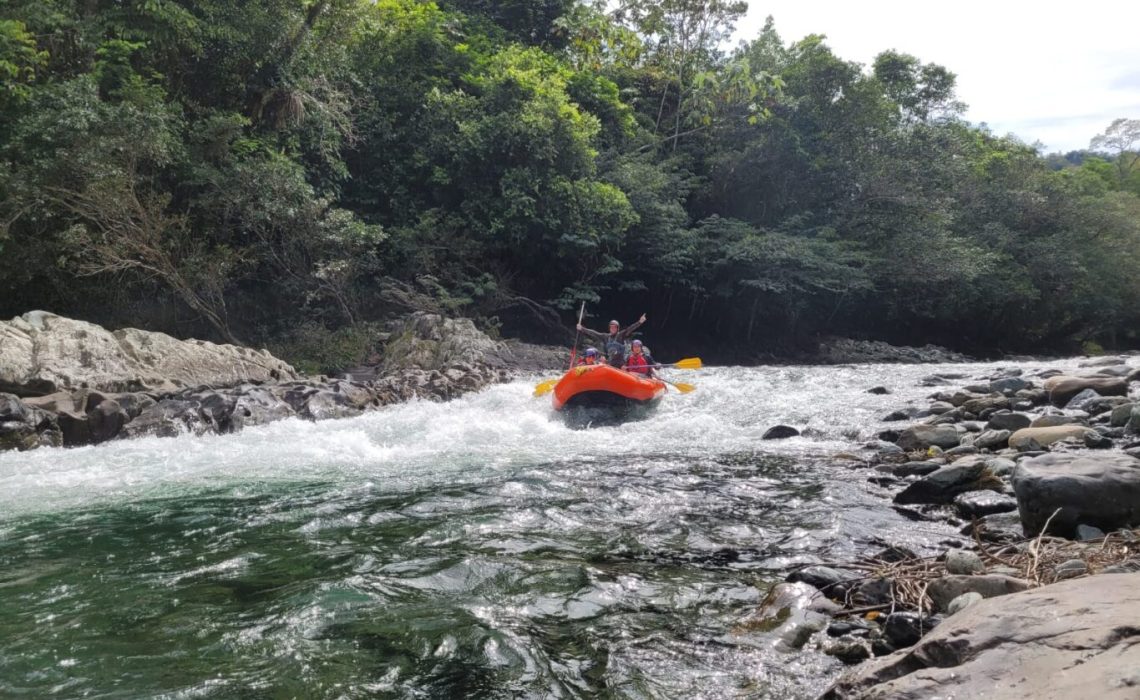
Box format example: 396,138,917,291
0,362,1060,698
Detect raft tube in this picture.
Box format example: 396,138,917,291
551,364,667,411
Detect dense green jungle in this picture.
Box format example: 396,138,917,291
2,0,1139,369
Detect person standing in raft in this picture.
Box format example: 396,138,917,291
622,340,655,378
577,314,647,367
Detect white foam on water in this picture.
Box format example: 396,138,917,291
0,358,1107,519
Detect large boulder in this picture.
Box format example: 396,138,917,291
1008,425,1095,450
0,311,297,397
821,573,1140,700
1043,375,1128,407
1012,452,1140,536
895,425,961,452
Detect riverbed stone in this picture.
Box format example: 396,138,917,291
927,574,1029,611
875,460,941,477
1076,524,1106,541
1012,452,1140,537
985,412,1031,432
1109,402,1135,427
961,511,1024,543
953,490,1018,519
1030,413,1085,428
785,566,856,598
972,429,1010,450
988,377,1028,395
945,591,983,615
882,613,938,649
1053,559,1088,580
944,549,984,575
893,458,999,505
1008,425,1094,450
961,395,1009,415
1044,375,1128,407
895,424,960,451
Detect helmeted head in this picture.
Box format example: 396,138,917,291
631,339,644,354
584,347,599,363
608,320,620,332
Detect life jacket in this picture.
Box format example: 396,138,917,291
625,353,650,375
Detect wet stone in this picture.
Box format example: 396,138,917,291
954,490,1018,519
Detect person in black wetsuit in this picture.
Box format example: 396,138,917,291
577,314,647,367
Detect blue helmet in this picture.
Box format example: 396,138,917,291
584,347,599,358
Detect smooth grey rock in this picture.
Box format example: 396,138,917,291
944,549,984,575
1008,425,1094,450
973,429,1010,450
985,412,1031,432
1030,413,1085,428
1012,452,1140,537
876,460,941,477
1064,387,1103,411
954,490,1018,519
989,377,1028,395
985,457,1017,477
896,424,961,451
1076,524,1106,541
945,591,983,615
926,574,1030,612
1109,402,1135,427
1053,559,1088,580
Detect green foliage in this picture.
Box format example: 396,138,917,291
267,321,385,375
0,0,1138,359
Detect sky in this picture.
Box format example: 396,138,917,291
734,1,1140,153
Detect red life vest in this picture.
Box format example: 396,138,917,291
625,353,650,375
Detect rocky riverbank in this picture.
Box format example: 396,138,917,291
1,311,557,451
757,355,1140,699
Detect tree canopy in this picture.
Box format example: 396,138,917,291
1,1,1138,363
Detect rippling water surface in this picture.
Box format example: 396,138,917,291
0,361,1091,698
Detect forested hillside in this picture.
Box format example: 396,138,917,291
2,0,1138,366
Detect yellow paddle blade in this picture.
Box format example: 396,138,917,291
533,379,558,397
671,382,696,393
673,357,703,370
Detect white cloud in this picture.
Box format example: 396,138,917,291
735,0,1140,152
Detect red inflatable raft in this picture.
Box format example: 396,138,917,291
551,364,667,411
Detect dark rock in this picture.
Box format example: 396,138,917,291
882,612,939,648
954,490,1018,519
827,620,875,638
825,639,871,664
1109,402,1135,427
1012,452,1140,537
852,578,892,606
1084,430,1114,449
867,386,892,395
0,392,62,450
786,566,856,597
87,398,129,442
882,408,919,422
878,461,941,477
876,429,900,443
1064,387,1104,411
989,377,1028,395
985,412,1031,432
973,429,1010,450
960,511,1024,544
893,458,998,505
762,425,800,440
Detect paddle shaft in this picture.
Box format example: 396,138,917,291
568,302,586,370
